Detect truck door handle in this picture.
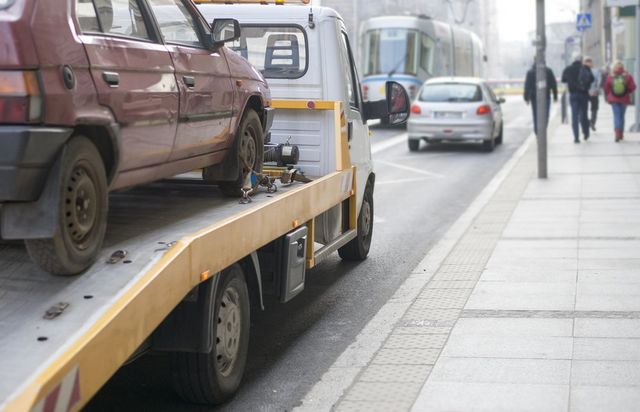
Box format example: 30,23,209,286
183,76,195,88
102,72,119,87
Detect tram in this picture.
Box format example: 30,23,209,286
361,14,485,103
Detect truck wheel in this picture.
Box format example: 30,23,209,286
408,139,420,151
339,182,373,261
171,264,250,404
25,137,107,275
219,110,264,197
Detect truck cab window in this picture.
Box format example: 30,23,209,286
340,32,360,111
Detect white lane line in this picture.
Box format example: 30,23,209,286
371,132,407,155
375,176,433,186
375,159,445,178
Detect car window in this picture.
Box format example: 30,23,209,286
77,0,101,32
419,83,482,102
224,25,307,79
148,0,202,47
79,0,151,40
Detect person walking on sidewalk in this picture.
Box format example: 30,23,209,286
524,60,558,135
562,53,595,143
604,61,637,142
583,57,601,131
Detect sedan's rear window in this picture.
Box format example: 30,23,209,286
419,83,482,102
227,25,308,79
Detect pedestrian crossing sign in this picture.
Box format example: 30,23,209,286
576,13,592,31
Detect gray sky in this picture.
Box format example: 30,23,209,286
497,0,580,42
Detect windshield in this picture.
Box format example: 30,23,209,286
226,25,307,79
419,83,482,102
363,28,419,76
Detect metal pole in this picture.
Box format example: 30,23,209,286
536,0,547,178
631,1,640,132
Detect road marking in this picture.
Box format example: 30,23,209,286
375,176,433,186
375,159,445,178
373,215,386,223
371,132,407,155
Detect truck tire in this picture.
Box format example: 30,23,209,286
171,264,250,404
408,139,420,151
25,136,108,275
339,182,373,261
218,110,264,197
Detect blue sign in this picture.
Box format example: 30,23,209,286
576,13,592,31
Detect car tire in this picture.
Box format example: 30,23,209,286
339,182,374,261
496,123,504,145
25,136,108,275
218,110,264,197
483,136,495,152
408,139,420,152
171,264,250,405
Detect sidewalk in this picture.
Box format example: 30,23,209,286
330,107,640,412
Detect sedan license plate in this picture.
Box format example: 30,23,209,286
435,111,462,119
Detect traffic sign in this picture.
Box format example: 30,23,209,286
576,13,592,31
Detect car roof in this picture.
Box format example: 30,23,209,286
424,77,485,85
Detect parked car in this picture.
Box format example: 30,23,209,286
0,0,273,275
407,77,504,151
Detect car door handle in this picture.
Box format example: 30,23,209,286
183,76,195,88
102,72,119,87
347,121,353,141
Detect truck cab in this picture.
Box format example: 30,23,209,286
197,1,408,254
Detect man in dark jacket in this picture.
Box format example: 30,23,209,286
561,54,595,143
524,61,558,135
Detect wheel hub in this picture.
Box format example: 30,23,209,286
216,286,242,376
361,198,372,236
64,166,97,249
239,127,257,174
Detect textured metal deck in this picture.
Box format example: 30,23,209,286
0,177,298,407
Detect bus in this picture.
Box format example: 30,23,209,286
361,14,485,105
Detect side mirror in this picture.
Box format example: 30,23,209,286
362,81,410,125
211,19,241,49
386,81,410,125
498,97,506,104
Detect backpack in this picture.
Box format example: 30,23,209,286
577,66,592,92
611,74,628,97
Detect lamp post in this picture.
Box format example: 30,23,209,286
536,0,548,178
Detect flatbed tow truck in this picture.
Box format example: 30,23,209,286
0,1,409,410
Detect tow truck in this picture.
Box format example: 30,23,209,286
0,1,409,409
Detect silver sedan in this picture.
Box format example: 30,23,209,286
407,77,505,152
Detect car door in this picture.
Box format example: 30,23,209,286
146,0,235,161
77,0,179,173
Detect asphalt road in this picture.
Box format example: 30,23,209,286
87,98,534,412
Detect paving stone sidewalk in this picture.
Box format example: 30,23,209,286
335,108,640,412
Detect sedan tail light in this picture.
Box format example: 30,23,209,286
476,104,491,115
411,104,421,115
0,71,43,124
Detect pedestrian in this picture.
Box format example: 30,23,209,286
603,60,637,142
523,59,558,135
561,53,595,143
583,57,601,131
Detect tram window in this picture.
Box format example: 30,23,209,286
420,34,436,74
363,28,418,76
